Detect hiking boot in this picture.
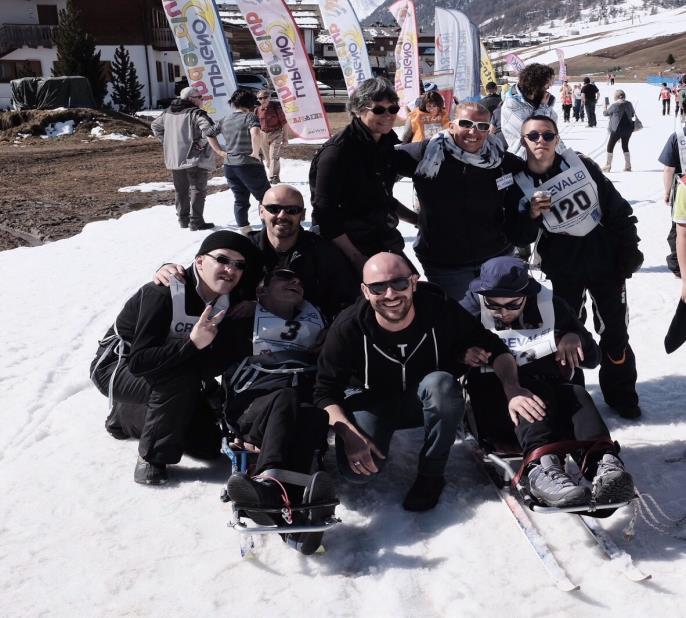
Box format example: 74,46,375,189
179,220,189,229
592,454,635,504
134,456,167,485
189,221,215,231
227,473,283,526
402,474,446,512
528,454,589,508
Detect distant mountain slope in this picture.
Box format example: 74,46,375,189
363,0,682,36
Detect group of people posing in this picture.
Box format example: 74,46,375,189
92,73,645,552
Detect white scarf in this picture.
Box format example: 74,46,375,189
414,129,505,179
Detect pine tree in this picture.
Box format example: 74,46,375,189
111,45,145,114
52,0,106,106
666,53,676,65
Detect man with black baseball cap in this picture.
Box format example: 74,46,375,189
460,257,635,508
90,231,261,485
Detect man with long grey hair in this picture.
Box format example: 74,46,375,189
310,77,418,276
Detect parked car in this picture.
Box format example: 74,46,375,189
235,73,271,92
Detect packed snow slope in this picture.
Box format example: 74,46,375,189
1,83,685,617
497,5,686,68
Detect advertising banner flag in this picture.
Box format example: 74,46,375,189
161,0,237,121
236,0,330,140
434,8,480,103
506,52,526,75
480,41,497,89
318,0,373,95
389,0,420,118
555,48,567,82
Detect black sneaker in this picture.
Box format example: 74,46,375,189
134,456,167,485
189,221,215,231
611,403,642,419
402,474,446,512
227,473,283,526
290,471,337,555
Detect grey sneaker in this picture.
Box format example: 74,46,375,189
528,454,590,507
592,454,635,504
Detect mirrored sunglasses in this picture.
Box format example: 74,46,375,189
366,104,401,115
364,275,412,296
205,253,247,270
523,131,557,143
457,118,491,132
262,204,304,216
483,297,526,311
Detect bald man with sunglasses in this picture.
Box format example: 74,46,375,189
394,102,537,304
314,252,541,511
155,185,358,322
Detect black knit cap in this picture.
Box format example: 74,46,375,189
196,230,258,262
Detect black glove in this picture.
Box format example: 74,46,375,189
618,247,644,279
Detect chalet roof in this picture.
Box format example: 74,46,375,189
217,3,322,30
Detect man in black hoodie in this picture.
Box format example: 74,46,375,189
314,253,546,511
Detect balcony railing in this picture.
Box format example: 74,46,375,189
152,27,176,50
0,24,59,55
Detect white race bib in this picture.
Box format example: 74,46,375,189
252,300,326,355
515,149,601,237
480,281,557,371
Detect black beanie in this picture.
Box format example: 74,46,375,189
196,230,258,262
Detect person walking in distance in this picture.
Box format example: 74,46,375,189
151,87,224,231
602,89,636,172
659,82,672,116
581,77,600,127
256,90,289,185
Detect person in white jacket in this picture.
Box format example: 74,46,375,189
501,64,558,157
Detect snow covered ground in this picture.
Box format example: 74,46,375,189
495,4,686,69
1,82,685,616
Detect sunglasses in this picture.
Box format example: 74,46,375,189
457,118,491,132
257,96,269,100
523,131,557,143
262,204,304,216
364,275,413,296
205,253,247,270
483,297,526,311
366,104,400,115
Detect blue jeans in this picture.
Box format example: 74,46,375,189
223,163,270,227
335,371,464,483
423,264,482,303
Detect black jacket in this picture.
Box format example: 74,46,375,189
394,144,536,268
309,116,405,255
247,227,359,321
461,290,600,381
480,93,502,114
313,283,510,408
505,153,642,281
106,269,250,382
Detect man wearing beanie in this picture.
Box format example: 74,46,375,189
90,231,261,485
151,86,226,231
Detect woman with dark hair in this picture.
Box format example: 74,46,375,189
401,91,450,143
207,89,271,233
500,63,557,157
310,77,418,275
602,89,636,172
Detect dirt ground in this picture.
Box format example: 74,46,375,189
0,108,353,251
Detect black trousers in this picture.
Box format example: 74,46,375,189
667,220,680,275
549,275,638,408
585,103,597,126
467,373,612,473
662,99,671,115
228,388,329,475
607,129,632,153
90,345,221,464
